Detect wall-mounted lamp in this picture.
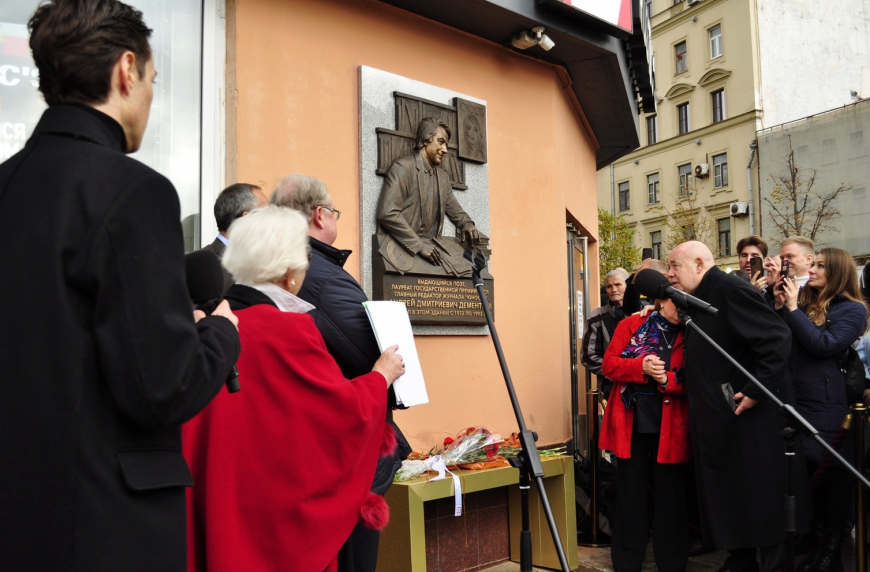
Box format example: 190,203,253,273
510,26,555,51
695,139,702,145
633,159,640,165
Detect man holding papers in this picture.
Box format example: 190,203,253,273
271,173,411,572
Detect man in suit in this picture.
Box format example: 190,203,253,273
273,173,412,572
202,182,268,291
0,1,241,570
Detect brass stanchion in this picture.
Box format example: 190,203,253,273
578,388,611,547
854,403,867,572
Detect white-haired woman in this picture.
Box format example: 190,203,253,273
183,206,405,572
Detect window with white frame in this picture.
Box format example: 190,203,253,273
619,182,630,211
712,89,726,123
678,103,690,135
718,218,731,256
709,25,722,59
648,173,660,204
651,231,663,260
675,41,688,74
647,115,658,145
713,153,728,188
678,163,693,196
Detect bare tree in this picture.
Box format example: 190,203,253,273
654,179,718,259
764,137,852,241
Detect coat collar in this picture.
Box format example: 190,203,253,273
694,265,724,301
309,236,351,267
225,284,277,312
32,104,127,153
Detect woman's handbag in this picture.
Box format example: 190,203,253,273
838,344,868,403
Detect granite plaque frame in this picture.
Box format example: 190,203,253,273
359,66,491,335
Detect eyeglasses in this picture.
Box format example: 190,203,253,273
319,205,341,221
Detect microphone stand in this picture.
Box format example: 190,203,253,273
464,247,571,572
676,307,870,572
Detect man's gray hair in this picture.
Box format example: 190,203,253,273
605,268,629,282
222,205,310,285
214,183,262,232
271,173,331,219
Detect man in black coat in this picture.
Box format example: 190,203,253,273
273,173,411,572
200,182,268,292
0,2,241,570
667,241,803,572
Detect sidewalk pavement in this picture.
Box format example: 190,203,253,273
479,532,861,571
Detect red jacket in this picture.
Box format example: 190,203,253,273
598,314,692,464
183,305,388,572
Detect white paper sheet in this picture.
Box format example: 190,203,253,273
362,301,429,407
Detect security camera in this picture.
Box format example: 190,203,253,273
532,26,555,51
538,34,555,51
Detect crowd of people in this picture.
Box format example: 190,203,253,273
5,2,870,572
585,236,870,572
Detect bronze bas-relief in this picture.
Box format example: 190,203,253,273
374,110,493,326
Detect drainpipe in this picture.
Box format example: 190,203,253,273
610,163,616,240
747,141,757,235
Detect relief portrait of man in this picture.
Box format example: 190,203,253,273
376,117,481,277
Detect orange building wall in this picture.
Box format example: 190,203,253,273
231,0,600,451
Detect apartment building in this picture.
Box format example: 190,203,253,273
598,0,870,266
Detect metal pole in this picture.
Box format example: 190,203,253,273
854,403,867,572
567,226,580,458
578,388,610,547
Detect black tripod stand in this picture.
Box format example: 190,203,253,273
677,308,870,572
464,247,571,572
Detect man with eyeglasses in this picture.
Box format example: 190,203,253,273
271,173,411,572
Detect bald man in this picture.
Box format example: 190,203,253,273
667,241,804,572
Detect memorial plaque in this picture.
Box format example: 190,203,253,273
366,76,493,331
375,273,494,326
455,98,487,163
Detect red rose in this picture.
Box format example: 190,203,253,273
443,437,454,447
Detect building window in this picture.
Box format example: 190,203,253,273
709,25,722,59
619,182,630,211
712,89,726,123
678,163,693,196
651,231,663,260
647,115,658,145
713,153,728,188
647,173,660,204
675,41,688,74
678,103,690,135
718,218,731,256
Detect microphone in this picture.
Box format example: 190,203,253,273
634,268,719,317
184,250,241,393
463,247,487,287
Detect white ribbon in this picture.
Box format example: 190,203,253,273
427,455,463,516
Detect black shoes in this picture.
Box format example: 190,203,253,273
797,523,843,572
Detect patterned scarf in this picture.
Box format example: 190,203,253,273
619,311,679,410
620,311,678,359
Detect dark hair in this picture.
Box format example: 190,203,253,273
29,0,152,106
736,235,768,258
415,117,451,150
215,183,263,232
799,247,869,329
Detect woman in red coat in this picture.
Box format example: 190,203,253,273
600,297,691,572
183,206,405,572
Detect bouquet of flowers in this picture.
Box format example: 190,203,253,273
393,426,504,482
